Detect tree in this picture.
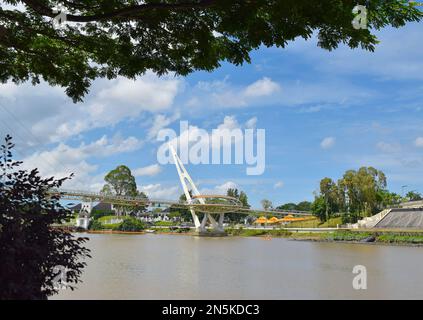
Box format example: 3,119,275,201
277,203,298,211
319,177,339,219
103,165,137,196
226,188,239,199
0,1,420,102
115,217,145,232
311,196,328,222
0,135,90,299
337,167,387,217
377,190,403,208
238,191,250,208
169,191,194,222
296,201,312,212
261,199,273,211
405,191,422,201
102,165,147,215
100,184,113,196
316,166,390,223
226,188,249,223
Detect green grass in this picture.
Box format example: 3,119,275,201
226,228,292,237
153,221,175,226
225,228,423,245
98,215,129,224
376,233,423,244
286,216,342,228
327,231,372,241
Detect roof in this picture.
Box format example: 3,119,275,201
93,202,113,211
68,203,81,211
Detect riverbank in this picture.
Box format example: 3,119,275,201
224,228,423,246
82,226,423,246
151,227,423,246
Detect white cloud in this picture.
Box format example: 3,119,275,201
320,137,336,149
188,77,281,108
200,181,238,195
0,82,19,100
163,115,252,157
243,77,280,97
0,72,182,144
415,137,423,148
376,141,401,153
139,183,180,200
21,135,142,190
133,164,162,177
274,181,284,189
245,117,258,129
97,74,180,112
147,112,180,140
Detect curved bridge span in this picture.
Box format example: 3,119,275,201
49,145,311,234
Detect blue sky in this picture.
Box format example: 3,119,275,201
0,22,422,208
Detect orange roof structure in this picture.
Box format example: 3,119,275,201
253,216,268,224
267,217,280,224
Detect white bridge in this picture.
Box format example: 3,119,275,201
50,145,311,235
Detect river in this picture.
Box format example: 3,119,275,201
53,233,423,299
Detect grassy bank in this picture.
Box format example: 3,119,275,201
225,228,423,245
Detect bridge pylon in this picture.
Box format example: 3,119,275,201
169,145,226,236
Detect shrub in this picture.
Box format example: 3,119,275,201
114,218,145,232
89,220,103,231
0,135,90,299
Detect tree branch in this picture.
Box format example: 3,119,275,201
21,0,217,22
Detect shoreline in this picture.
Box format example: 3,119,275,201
81,228,423,247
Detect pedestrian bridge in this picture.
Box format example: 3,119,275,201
49,145,311,235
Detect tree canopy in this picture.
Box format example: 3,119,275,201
103,165,137,196
311,166,404,223
0,0,421,102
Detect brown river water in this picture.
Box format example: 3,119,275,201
53,233,423,300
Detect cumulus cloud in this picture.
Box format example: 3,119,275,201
320,137,336,149
188,77,280,108
376,141,401,153
0,72,182,145
159,115,255,160
97,75,180,112
274,181,284,189
245,117,258,129
415,137,423,148
139,183,180,200
133,164,162,177
200,181,239,195
20,135,142,190
244,77,281,97
147,112,180,140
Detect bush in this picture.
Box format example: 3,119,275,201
91,209,114,220
89,220,103,231
154,220,174,226
0,135,90,299
114,218,145,232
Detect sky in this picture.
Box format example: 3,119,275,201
0,21,422,208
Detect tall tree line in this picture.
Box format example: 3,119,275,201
312,166,414,223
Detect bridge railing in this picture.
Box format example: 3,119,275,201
48,188,312,216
